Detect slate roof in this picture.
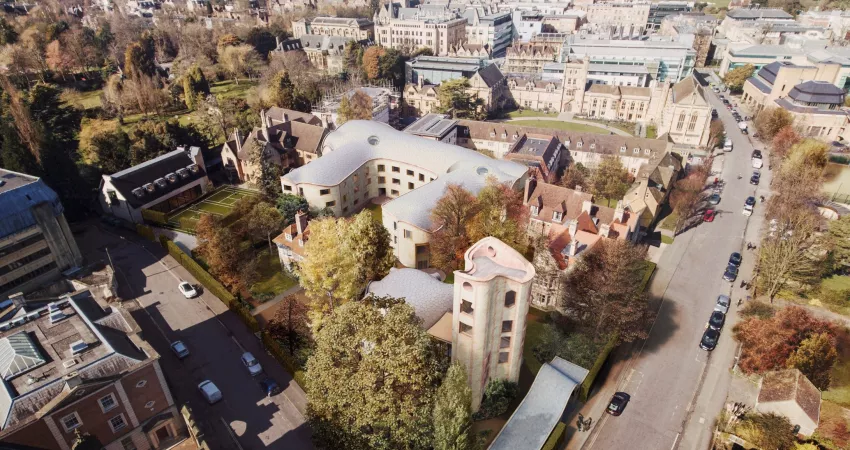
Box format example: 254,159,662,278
265,107,322,126
474,63,505,88
586,84,651,98
747,76,773,94
404,114,458,138
788,80,845,105
490,357,588,450
671,76,706,105
775,97,848,116
0,170,64,241
104,148,206,209
726,8,792,19
299,35,354,55
310,16,373,27
365,268,453,329
758,369,821,426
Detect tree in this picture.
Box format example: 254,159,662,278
709,119,725,148
437,78,485,120
735,412,796,450
560,163,588,190
433,363,476,450
249,142,283,201
343,40,364,73
733,306,838,374
754,107,794,141
337,89,373,124
45,40,74,79
0,17,18,45
244,27,280,59
590,156,632,205
266,70,296,109
474,379,518,420
305,300,441,450
756,211,822,302
670,164,709,232
247,201,283,252
129,120,208,165
277,194,310,226
766,140,828,221
217,33,242,51
182,65,210,110
346,211,395,288
430,184,480,273
195,213,242,288
124,33,156,79
723,64,755,93
467,177,528,254
218,44,263,84
786,332,838,390
562,239,651,343
268,295,310,355
771,125,801,162
362,46,386,80
378,48,407,87
78,119,131,173
827,215,850,270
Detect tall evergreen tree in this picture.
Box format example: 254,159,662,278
433,363,477,450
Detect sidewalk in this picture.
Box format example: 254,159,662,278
252,284,304,316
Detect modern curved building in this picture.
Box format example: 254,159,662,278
280,120,528,268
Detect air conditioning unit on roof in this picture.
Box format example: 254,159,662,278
132,187,145,198
144,183,155,193
154,178,167,188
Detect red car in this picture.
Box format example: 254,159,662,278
704,209,716,222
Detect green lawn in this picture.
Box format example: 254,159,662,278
62,89,103,110
365,203,383,223
578,118,636,136
646,125,658,139
211,79,259,100
250,248,298,301
511,120,612,135
505,109,558,119
166,186,259,232
443,272,454,285
823,275,850,291
661,235,674,244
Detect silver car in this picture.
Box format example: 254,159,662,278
241,352,263,376
714,295,730,314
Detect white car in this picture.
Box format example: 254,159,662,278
715,295,731,314
170,341,190,359
241,352,263,376
178,282,198,298
198,380,222,404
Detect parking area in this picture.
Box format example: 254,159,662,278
75,221,312,450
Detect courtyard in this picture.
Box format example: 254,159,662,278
166,185,258,231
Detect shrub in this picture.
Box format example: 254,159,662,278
262,331,308,388
819,287,850,309
740,301,776,319
473,379,517,420
135,224,156,241
141,209,168,225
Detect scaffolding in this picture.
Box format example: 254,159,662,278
311,80,402,129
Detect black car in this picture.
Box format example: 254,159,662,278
742,128,749,135
700,328,720,351
606,392,631,416
752,150,762,158
745,196,756,207
729,252,742,267
708,310,726,331
750,172,760,185
723,263,739,282
259,377,282,397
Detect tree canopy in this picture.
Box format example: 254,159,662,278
723,64,755,93
437,78,485,120
433,363,477,450
590,157,632,205
337,89,373,124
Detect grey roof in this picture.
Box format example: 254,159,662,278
475,63,505,88
0,333,45,380
365,268,452,329
788,80,845,105
0,170,64,241
775,97,848,116
299,34,355,54
282,121,527,230
756,61,784,85
807,49,850,66
404,114,458,138
106,148,206,209
490,357,589,450
747,76,772,94
730,44,803,57
588,63,649,74
310,16,373,27
727,8,792,19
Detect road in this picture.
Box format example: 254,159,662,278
584,83,771,450
76,223,313,450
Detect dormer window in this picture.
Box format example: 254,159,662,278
634,148,640,154
620,146,626,153
577,141,583,148
502,132,507,138
490,131,496,137
553,211,563,221
285,233,293,242
645,149,651,155
531,206,539,216
590,144,596,149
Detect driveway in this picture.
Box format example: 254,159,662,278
76,222,313,450
582,87,771,450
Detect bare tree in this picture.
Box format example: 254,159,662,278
757,210,823,302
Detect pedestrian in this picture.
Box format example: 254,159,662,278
760,195,765,203
584,417,593,430
577,414,585,431
740,280,745,288
737,298,743,307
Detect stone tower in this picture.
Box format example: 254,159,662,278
452,237,536,411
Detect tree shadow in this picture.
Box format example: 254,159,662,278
639,296,680,354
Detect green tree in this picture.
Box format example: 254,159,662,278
276,193,310,226
244,27,279,59
474,379,518,420
754,107,794,141
306,299,441,450
723,64,755,93
0,17,18,45
249,143,283,201
437,78,485,120
78,119,131,173
785,332,838,390
590,156,632,206
124,33,156,78
182,65,210,110
343,40,364,73
560,163,589,190
346,211,395,288
378,48,407,87
268,295,310,355
0,117,41,176
827,215,850,270
433,363,476,450
337,89,373,124
734,412,796,450
267,70,296,109
129,120,208,165
247,201,284,252
429,184,480,273
467,177,528,255
218,44,262,84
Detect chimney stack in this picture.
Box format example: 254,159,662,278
614,200,625,222
295,210,308,236
599,223,611,238
581,200,592,215
568,219,578,237
524,176,537,203
234,129,243,153
575,185,582,193
63,372,83,389
567,240,578,256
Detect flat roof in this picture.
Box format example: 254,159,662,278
404,114,458,138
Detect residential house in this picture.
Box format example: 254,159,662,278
273,211,309,269
0,170,82,299
99,147,209,225
622,150,682,227
0,291,186,450
447,43,492,59
298,34,363,75
755,369,820,436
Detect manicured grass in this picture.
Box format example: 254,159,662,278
579,118,635,136
210,79,259,100
365,203,383,223
505,109,558,119
443,272,454,285
510,120,613,135
661,235,674,244
62,88,103,110
823,275,850,291
167,186,259,231
658,211,679,232
646,125,658,139
250,248,298,301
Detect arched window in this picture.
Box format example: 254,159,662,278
676,112,686,131
505,291,516,308
688,112,699,132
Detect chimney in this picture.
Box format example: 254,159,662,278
524,176,537,203
262,119,270,142
599,223,611,238
567,240,578,256
575,185,582,193
581,200,592,215
234,129,243,153
418,75,424,88
568,219,578,237
295,210,308,236
63,372,83,389
614,200,625,222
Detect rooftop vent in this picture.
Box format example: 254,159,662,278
49,311,66,324
187,164,200,174
70,340,89,355
367,136,380,146
154,178,167,189
132,187,144,198
63,359,77,369
176,168,189,178
165,173,178,183
48,303,60,313
144,183,155,193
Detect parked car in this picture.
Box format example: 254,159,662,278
700,328,720,351
606,392,631,416
703,209,716,222
723,263,739,282
729,252,742,267
708,310,726,331
259,377,282,397
708,193,721,205
741,128,748,135
170,341,190,359
752,149,762,158
715,295,731,314
743,196,756,216
241,352,263,376
178,281,198,299
750,172,760,185
198,380,222,404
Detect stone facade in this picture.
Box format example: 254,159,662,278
503,42,558,74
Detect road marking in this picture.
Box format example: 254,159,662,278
221,416,244,450
671,433,681,450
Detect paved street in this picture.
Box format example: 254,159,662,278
76,223,313,450
582,83,771,450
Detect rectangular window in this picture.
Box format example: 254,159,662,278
461,300,474,314
460,322,473,335
121,436,137,450
419,173,425,181
378,176,386,184
502,320,513,332
61,412,82,432
408,182,414,189
320,189,330,195
99,393,118,413
354,199,359,205
392,166,400,172
326,201,335,207
109,414,127,433
394,235,397,244
498,351,509,363
406,169,414,176
378,164,386,172
283,185,292,192
500,336,511,349
404,230,412,239
391,189,399,196
392,178,400,185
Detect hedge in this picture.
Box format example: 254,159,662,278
230,301,260,333
141,209,168,225
136,224,156,241
163,239,236,306
541,422,567,450
262,331,308,388
579,332,618,402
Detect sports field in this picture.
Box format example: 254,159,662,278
167,186,258,230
